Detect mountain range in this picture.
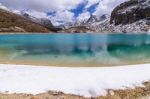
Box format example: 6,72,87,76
62,0,150,33
0,7,61,33
0,0,150,33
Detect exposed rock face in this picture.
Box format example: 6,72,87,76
63,14,110,33
22,13,53,28
99,14,109,21
61,26,95,33
0,26,25,32
110,0,150,25
0,9,51,33
79,0,150,33
39,18,53,29
22,12,62,32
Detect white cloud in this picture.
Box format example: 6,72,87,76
93,0,127,16
0,0,84,12
77,11,91,21
85,0,100,8
49,10,75,25
0,0,128,25
0,0,83,25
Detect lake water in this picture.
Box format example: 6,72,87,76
0,33,150,67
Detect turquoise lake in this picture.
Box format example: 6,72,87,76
0,33,150,67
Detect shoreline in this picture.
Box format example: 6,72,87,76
0,32,149,34
0,60,150,67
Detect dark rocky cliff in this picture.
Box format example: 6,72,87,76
110,0,150,25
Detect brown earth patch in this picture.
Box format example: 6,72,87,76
0,81,150,99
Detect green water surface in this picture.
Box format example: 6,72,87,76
0,33,149,67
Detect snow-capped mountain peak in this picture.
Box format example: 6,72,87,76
63,0,149,33
86,15,98,23
99,14,110,21
20,11,54,30
0,3,10,11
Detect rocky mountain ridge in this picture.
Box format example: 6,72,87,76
0,5,61,33
110,0,150,25
21,12,62,32
0,0,149,33
0,9,51,32
64,0,150,33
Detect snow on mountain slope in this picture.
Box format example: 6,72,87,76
76,14,109,26
67,0,150,33
0,3,10,11
20,11,62,32
88,18,149,33
21,11,53,27
87,17,111,33
86,15,99,24
112,19,150,33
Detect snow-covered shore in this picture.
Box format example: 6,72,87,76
0,64,150,97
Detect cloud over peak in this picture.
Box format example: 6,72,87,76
0,0,127,25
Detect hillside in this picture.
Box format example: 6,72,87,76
65,0,150,33
0,9,54,33
0,0,149,33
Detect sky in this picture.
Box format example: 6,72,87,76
0,0,127,25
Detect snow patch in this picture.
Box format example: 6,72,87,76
86,18,149,33
0,3,10,11
0,64,150,97
148,29,150,33
118,5,138,14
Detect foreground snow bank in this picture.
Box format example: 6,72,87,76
0,64,150,97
